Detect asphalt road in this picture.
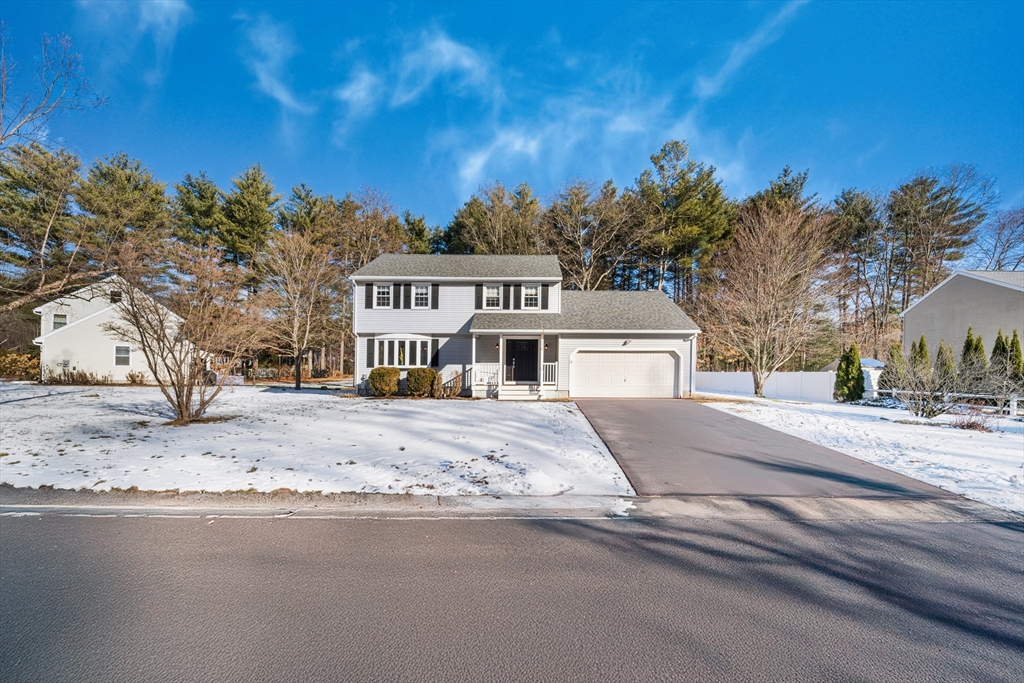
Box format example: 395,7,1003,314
576,399,951,497
2,515,1022,683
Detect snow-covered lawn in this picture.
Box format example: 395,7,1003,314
697,393,1024,513
0,385,633,497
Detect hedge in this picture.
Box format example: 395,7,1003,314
406,368,437,396
368,367,400,397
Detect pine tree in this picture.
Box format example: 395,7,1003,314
1009,330,1023,383
878,343,906,391
834,347,851,400
173,172,227,248
220,164,281,267
972,334,987,370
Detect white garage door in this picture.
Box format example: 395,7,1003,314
570,351,677,398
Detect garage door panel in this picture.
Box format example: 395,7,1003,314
570,351,677,398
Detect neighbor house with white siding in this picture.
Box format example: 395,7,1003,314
351,254,700,399
32,277,151,383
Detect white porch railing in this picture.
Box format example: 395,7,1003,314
472,363,500,386
543,362,557,385
471,362,557,386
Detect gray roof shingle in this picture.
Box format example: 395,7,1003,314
471,290,700,332
351,254,562,279
962,270,1024,288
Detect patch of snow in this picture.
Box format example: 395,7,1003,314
699,393,1024,513
0,385,634,497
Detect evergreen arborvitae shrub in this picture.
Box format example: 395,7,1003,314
368,367,400,397
912,335,930,374
1009,330,1023,383
990,329,1009,377
406,368,437,397
834,344,865,402
962,327,977,366
878,343,905,391
934,341,957,384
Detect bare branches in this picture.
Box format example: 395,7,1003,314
257,227,343,389
700,203,834,395
973,207,1024,271
104,241,262,424
1,25,105,148
544,180,649,291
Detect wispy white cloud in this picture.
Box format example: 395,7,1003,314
391,31,496,107
75,0,193,85
332,68,382,142
236,13,314,115
693,0,809,101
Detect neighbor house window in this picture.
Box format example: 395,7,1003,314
375,284,392,308
53,314,67,329
109,290,123,304
523,284,540,309
413,284,430,308
484,284,501,309
114,345,131,366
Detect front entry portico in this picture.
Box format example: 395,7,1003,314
505,339,538,383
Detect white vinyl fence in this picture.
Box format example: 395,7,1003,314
695,371,836,403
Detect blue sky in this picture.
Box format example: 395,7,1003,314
4,0,1023,225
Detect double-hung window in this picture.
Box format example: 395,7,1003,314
114,345,131,366
375,284,392,308
484,284,501,309
523,284,540,309
53,314,67,330
413,284,430,308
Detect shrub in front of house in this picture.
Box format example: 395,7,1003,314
0,351,40,381
406,368,437,396
368,367,400,397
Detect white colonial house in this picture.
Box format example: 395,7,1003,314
32,277,150,383
351,254,700,399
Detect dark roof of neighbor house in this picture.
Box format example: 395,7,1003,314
471,290,700,332
960,270,1024,288
351,254,563,279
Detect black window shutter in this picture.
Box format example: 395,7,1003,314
513,284,522,310
541,284,549,310
503,284,511,310
394,284,402,309
474,284,483,310
431,284,440,309
365,283,373,309
403,283,412,309
366,338,374,367
431,339,439,367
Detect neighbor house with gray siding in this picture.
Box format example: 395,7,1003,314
901,270,1024,356
351,255,700,399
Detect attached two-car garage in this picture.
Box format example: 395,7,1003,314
569,350,679,398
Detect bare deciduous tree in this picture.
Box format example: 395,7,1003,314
258,228,342,390
104,243,262,425
700,204,834,396
973,207,1024,271
544,179,648,291
1,26,105,148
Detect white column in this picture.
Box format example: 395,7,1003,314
498,334,504,385
538,332,545,398
471,334,477,387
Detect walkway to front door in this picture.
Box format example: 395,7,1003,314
505,339,538,382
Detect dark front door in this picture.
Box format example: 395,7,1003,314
505,339,538,382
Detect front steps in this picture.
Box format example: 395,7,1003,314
497,384,544,401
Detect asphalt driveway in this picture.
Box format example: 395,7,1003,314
576,399,953,498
